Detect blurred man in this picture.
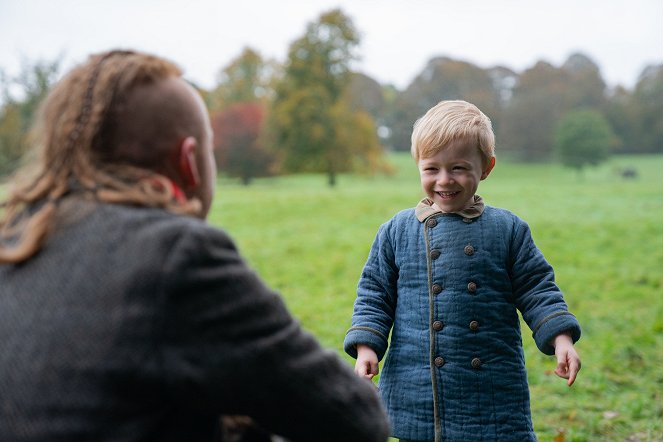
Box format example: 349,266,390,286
0,49,389,442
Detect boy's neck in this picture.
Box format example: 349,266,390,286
415,195,485,222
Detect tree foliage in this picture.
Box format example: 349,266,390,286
554,109,614,173
631,65,663,153
211,102,273,185
268,9,385,186
498,61,572,161
205,47,274,113
346,72,385,122
387,57,502,152
0,58,60,175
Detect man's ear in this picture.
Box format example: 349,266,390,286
481,156,496,180
178,136,200,188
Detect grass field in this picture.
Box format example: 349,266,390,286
209,153,663,442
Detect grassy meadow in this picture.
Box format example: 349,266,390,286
209,153,663,442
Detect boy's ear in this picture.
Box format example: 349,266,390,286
481,156,496,180
177,136,201,188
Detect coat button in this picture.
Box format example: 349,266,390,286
427,218,438,228
430,249,441,260
469,320,479,331
431,284,443,295
463,218,473,224
471,358,482,369
464,245,475,256
432,320,444,331
434,356,445,367
467,281,477,293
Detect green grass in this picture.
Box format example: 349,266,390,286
210,153,663,442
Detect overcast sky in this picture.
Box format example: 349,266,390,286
1,0,661,91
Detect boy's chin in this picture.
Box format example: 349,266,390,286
432,196,473,213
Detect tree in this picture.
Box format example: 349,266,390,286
606,85,637,153
346,72,385,122
562,52,607,111
0,57,61,175
269,8,386,186
554,109,614,176
211,102,273,185
499,61,571,161
205,47,274,113
385,57,502,152
631,65,663,153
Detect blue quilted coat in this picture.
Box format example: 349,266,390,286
344,198,581,441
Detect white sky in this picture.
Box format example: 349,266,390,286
1,0,661,91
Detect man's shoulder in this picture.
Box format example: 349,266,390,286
70,201,231,249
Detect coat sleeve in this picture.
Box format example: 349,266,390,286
344,222,398,361
508,217,581,355
158,224,390,442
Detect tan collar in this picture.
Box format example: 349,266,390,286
415,195,485,222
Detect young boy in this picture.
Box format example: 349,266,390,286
344,100,581,442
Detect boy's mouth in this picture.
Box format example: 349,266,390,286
437,191,460,199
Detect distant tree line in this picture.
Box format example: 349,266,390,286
376,53,663,163
1,8,662,183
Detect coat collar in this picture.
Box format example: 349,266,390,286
415,195,485,222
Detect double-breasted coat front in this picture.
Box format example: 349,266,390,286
344,198,581,441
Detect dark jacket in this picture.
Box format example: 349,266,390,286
344,199,581,441
0,199,389,442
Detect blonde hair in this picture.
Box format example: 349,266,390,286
411,100,495,164
0,49,201,264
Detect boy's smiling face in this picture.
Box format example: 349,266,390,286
418,139,495,213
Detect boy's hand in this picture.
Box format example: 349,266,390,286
355,345,379,379
553,333,581,386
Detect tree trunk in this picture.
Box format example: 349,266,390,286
327,170,337,187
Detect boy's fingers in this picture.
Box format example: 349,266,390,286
555,359,569,377
355,361,368,377
567,359,580,386
370,361,379,376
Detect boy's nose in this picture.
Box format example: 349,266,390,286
436,171,454,185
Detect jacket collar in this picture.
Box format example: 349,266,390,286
415,195,485,222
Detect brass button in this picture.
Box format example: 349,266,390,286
427,218,438,228
434,356,445,367
471,358,482,369
464,244,475,256
430,249,441,260
463,218,473,224
467,281,477,293
469,320,479,331
431,284,443,295
432,320,444,331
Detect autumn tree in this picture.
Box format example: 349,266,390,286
0,58,60,175
386,57,502,152
554,109,614,176
562,53,607,111
269,8,385,186
346,72,385,121
205,47,274,112
499,61,571,161
211,102,273,185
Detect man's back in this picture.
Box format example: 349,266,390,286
0,199,388,441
